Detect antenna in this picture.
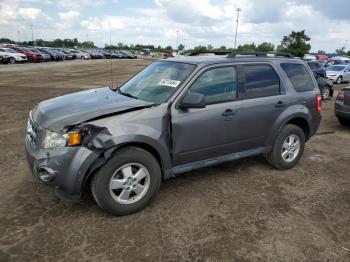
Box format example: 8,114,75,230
108,22,114,89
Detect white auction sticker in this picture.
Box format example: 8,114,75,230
158,79,181,88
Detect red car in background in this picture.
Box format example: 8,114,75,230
315,55,329,60
9,46,43,62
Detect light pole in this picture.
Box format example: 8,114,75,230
30,24,34,45
234,8,241,49
176,30,179,50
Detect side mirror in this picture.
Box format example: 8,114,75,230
179,92,206,109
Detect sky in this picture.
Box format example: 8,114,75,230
0,0,349,52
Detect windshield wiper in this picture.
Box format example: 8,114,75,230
118,90,139,100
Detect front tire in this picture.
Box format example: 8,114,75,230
9,57,16,64
91,146,161,216
266,125,305,170
336,76,342,84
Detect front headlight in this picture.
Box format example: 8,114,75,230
42,129,81,149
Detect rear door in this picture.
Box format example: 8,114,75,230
236,63,286,150
343,66,350,81
171,65,242,166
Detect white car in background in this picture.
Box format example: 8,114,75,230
69,49,91,59
0,47,28,64
326,65,350,84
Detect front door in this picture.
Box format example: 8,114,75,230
171,66,242,166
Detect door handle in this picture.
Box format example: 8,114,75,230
222,109,237,117
275,101,286,108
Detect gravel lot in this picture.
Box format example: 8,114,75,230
0,59,349,262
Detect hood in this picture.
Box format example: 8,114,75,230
14,53,26,58
326,71,342,75
31,87,153,130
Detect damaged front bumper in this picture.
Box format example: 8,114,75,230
25,135,99,202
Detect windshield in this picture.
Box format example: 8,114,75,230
28,48,40,54
119,61,196,104
327,65,346,71
5,48,17,54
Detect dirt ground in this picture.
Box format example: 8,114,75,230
0,59,349,262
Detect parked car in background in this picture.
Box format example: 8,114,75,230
307,61,326,77
59,49,74,60
25,53,322,215
69,49,90,59
51,49,65,60
324,60,346,68
110,51,124,59
26,47,51,61
331,56,350,63
326,65,350,84
315,55,329,60
120,51,137,59
139,48,150,56
335,86,350,126
37,48,57,61
10,46,43,62
163,50,174,58
316,75,334,100
0,47,28,63
0,54,10,64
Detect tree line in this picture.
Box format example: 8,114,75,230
1,30,349,58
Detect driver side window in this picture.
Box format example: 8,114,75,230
189,67,237,104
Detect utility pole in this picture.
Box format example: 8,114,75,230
30,24,34,45
17,30,21,42
234,8,241,49
176,30,179,50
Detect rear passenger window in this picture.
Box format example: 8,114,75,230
243,65,280,98
281,63,315,92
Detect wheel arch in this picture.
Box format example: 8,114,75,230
285,117,311,141
81,141,169,197
266,113,312,149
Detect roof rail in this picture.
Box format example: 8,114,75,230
227,52,294,58
188,51,230,56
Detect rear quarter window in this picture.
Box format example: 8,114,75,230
281,63,315,92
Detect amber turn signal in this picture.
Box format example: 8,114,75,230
68,132,81,146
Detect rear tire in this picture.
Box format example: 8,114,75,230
91,146,161,216
266,125,305,170
321,86,331,100
338,118,350,126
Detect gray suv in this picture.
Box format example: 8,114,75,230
25,53,322,215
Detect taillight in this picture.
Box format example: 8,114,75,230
336,90,345,101
316,94,322,113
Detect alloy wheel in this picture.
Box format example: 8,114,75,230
281,134,301,163
322,87,330,100
109,163,150,204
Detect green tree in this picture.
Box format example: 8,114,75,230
178,44,185,51
165,45,173,50
257,42,275,52
0,38,15,44
317,50,326,54
237,43,256,52
280,30,311,57
207,44,213,50
335,47,346,56
220,46,227,50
